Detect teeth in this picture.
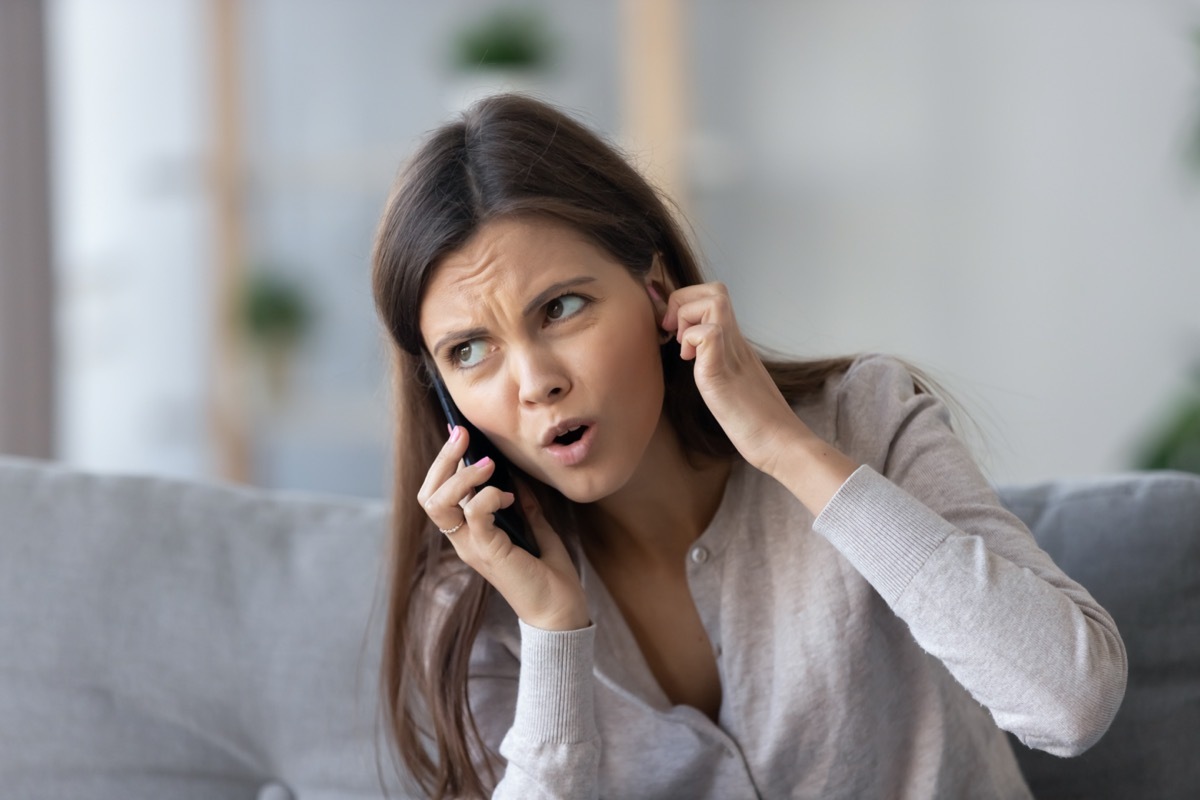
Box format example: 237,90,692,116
551,424,586,445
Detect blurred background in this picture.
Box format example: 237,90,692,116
2,0,1199,498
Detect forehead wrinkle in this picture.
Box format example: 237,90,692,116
421,247,527,352
419,216,619,353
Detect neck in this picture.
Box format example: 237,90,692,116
582,417,733,568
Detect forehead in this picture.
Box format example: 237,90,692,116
418,217,630,339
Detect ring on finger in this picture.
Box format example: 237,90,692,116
438,519,465,535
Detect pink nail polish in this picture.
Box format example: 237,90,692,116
450,426,462,441
477,456,491,466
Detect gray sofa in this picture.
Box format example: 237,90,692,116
1,456,1197,799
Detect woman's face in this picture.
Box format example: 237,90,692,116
418,216,668,503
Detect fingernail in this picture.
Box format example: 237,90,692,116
450,425,462,442
477,456,492,466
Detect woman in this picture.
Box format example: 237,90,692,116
371,94,1126,799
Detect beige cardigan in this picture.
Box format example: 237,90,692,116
466,355,1126,799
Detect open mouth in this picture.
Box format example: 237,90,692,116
553,425,589,446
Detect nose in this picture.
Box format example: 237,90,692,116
512,345,570,406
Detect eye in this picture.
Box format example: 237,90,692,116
546,293,588,322
450,339,488,368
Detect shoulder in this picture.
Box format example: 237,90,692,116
794,353,929,423
819,354,953,471
835,353,926,400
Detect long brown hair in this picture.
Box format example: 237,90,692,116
370,94,856,798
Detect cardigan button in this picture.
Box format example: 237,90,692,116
690,546,709,564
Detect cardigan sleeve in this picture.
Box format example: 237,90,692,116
467,608,601,799
811,355,1127,757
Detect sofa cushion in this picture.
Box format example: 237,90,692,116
999,470,1200,800
4,457,1196,799
0,457,404,800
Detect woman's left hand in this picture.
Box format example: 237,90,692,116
660,281,808,477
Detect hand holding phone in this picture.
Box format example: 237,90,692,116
431,376,541,557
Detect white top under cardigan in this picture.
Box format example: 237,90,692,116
462,354,1127,799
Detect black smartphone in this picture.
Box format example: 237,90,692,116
431,374,540,557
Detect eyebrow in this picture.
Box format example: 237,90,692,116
431,275,599,356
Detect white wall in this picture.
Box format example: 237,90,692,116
237,0,621,495
689,0,1200,483
47,0,214,478
45,0,622,492
45,0,1200,490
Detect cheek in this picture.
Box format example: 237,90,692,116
596,322,665,416
454,383,515,447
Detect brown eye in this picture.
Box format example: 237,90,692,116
546,294,586,322
451,340,485,367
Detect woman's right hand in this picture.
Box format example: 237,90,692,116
418,425,591,632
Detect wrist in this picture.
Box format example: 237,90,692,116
524,598,591,632
771,427,860,518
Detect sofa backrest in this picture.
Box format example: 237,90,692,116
3,456,1197,799
0,456,406,799
999,470,1200,800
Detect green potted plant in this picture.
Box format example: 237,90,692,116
1135,366,1200,474
239,269,313,407
445,8,555,112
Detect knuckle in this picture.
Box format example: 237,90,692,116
476,484,504,502
462,498,489,523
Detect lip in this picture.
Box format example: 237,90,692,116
539,418,595,447
543,421,597,467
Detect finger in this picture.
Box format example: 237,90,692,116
457,487,532,575
461,486,518,549
440,486,511,566
670,293,736,340
416,425,470,508
662,282,729,331
423,456,498,532
670,300,736,361
678,322,726,364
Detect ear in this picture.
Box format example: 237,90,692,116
643,254,676,311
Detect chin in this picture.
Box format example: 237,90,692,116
538,467,629,506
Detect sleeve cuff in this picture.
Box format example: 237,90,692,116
510,619,598,744
813,465,954,605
